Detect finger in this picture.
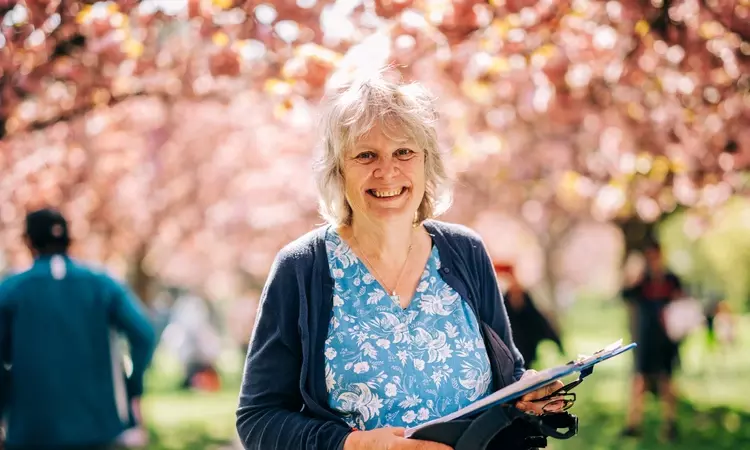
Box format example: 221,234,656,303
544,380,565,395
516,400,543,411
408,439,453,450
522,380,564,401
519,395,569,415
521,389,545,401
516,400,539,414
539,397,567,413
515,400,545,416
389,427,407,437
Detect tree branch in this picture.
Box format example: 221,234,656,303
4,86,235,138
25,90,160,133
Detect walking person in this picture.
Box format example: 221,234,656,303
0,208,156,450
621,242,683,442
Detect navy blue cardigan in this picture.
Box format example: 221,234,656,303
236,220,525,450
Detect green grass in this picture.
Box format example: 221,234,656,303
140,348,244,449
143,390,238,450
141,297,750,449
538,298,750,449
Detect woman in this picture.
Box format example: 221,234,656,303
236,73,562,450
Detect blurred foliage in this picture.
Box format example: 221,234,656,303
0,0,748,300
659,196,750,310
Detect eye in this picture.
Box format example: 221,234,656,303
395,148,416,160
353,151,377,162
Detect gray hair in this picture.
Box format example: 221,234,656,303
313,73,453,227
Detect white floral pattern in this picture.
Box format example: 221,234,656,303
324,229,492,430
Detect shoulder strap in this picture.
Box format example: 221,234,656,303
456,406,578,450
454,405,517,450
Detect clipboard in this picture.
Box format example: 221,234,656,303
405,339,636,438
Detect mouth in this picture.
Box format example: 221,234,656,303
366,187,408,199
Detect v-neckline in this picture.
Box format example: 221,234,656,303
336,230,433,311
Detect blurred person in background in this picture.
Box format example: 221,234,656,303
621,242,683,442
160,288,223,392
0,208,156,450
494,263,565,370
236,72,565,450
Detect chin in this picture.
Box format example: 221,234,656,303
365,205,422,225
367,209,416,223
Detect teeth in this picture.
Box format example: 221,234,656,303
372,188,404,198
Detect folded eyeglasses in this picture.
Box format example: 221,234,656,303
529,365,594,415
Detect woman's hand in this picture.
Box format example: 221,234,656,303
343,427,453,450
515,369,565,415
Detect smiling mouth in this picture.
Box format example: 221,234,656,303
367,187,407,198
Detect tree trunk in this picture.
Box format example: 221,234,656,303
130,244,155,307
615,206,686,256
529,214,576,331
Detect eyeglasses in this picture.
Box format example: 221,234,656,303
532,377,582,415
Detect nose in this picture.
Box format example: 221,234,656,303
373,154,398,179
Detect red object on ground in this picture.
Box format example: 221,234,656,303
192,369,222,392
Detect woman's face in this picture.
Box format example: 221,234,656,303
342,123,426,227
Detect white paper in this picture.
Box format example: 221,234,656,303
404,365,570,437
404,339,628,438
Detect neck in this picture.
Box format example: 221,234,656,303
35,250,67,257
348,217,416,262
649,267,664,278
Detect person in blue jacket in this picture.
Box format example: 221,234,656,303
0,208,156,450
236,72,564,450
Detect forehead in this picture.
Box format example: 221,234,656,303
353,123,416,149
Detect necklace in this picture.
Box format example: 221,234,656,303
351,232,414,306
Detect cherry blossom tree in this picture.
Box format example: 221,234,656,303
1,0,747,305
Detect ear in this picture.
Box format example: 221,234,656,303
23,235,36,256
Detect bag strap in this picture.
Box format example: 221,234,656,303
453,405,517,450
535,413,578,440
453,405,578,450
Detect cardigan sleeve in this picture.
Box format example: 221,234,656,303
236,247,352,450
472,235,526,381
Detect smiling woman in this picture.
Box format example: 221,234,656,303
344,126,425,224
314,72,452,229
235,70,563,450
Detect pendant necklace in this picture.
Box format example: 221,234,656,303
352,232,414,306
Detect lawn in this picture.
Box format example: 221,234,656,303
142,297,750,449
539,298,750,450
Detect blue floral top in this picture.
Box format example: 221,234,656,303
323,229,492,431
